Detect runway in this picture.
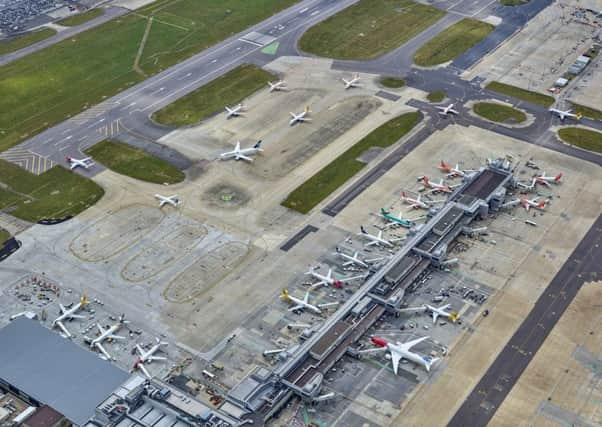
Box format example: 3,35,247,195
448,214,602,427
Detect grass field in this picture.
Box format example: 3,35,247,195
282,112,421,213
427,90,446,102
297,0,445,60
86,140,185,184
414,18,494,66
557,127,602,153
57,8,104,26
0,228,9,244
571,103,602,120
486,81,554,107
0,28,56,55
0,0,299,153
473,102,527,123
152,64,275,126
379,77,406,88
0,160,104,222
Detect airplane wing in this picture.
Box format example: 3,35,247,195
109,334,126,340
432,312,439,323
365,240,379,247
236,154,253,162
137,362,151,379
343,273,367,282
96,323,106,334
56,321,72,338
290,112,297,118
69,314,86,320
390,351,402,375
342,260,354,266
148,355,167,362
401,336,429,351
449,109,459,115
59,303,67,313
309,280,327,290
95,343,112,360
288,304,304,312
136,344,144,356
317,302,339,308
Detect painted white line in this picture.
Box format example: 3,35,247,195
238,38,263,47
89,118,106,128
310,10,320,16
61,128,72,135
211,59,218,63
65,135,72,140
299,7,308,13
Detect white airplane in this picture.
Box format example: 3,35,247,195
88,315,128,360
422,176,456,194
305,266,365,290
439,160,473,178
66,156,94,170
424,303,458,324
280,289,338,314
334,247,384,268
362,336,439,373
401,191,432,210
549,108,582,121
154,194,180,208
268,80,287,92
289,106,311,126
225,103,244,118
342,73,360,89
131,338,168,378
358,226,404,248
437,104,459,116
52,294,88,338
534,172,563,186
503,197,548,212
220,140,263,162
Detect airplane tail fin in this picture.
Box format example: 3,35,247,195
381,208,388,215
305,105,311,113
401,191,407,199
555,172,563,181
66,156,72,162
81,294,88,306
254,140,262,149
281,289,289,299
440,160,448,169
360,225,367,234
449,312,459,322
423,176,430,186
576,112,583,120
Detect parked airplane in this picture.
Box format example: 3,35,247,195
342,73,360,89
422,176,455,193
358,226,404,248
268,80,286,92
131,338,168,378
549,108,582,121
334,247,385,268
154,194,180,208
281,289,338,314
424,303,458,324
220,140,263,162
534,172,562,186
437,104,459,116
380,208,413,228
503,197,548,212
305,266,365,290
88,315,128,360
439,160,473,178
289,106,311,125
362,336,439,373
225,103,243,118
401,192,432,210
66,156,94,170
52,294,88,338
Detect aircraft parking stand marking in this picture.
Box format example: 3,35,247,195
0,147,55,175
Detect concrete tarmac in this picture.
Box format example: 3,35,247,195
448,214,602,427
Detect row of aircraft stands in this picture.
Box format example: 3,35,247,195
224,163,515,426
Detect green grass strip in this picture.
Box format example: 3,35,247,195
282,112,421,213
414,18,494,66
473,102,526,123
86,139,184,184
486,81,555,107
0,28,56,55
152,64,275,126
558,127,602,153
57,8,104,26
379,77,406,88
298,0,445,60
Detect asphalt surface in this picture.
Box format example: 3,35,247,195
0,6,129,67
448,214,602,427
